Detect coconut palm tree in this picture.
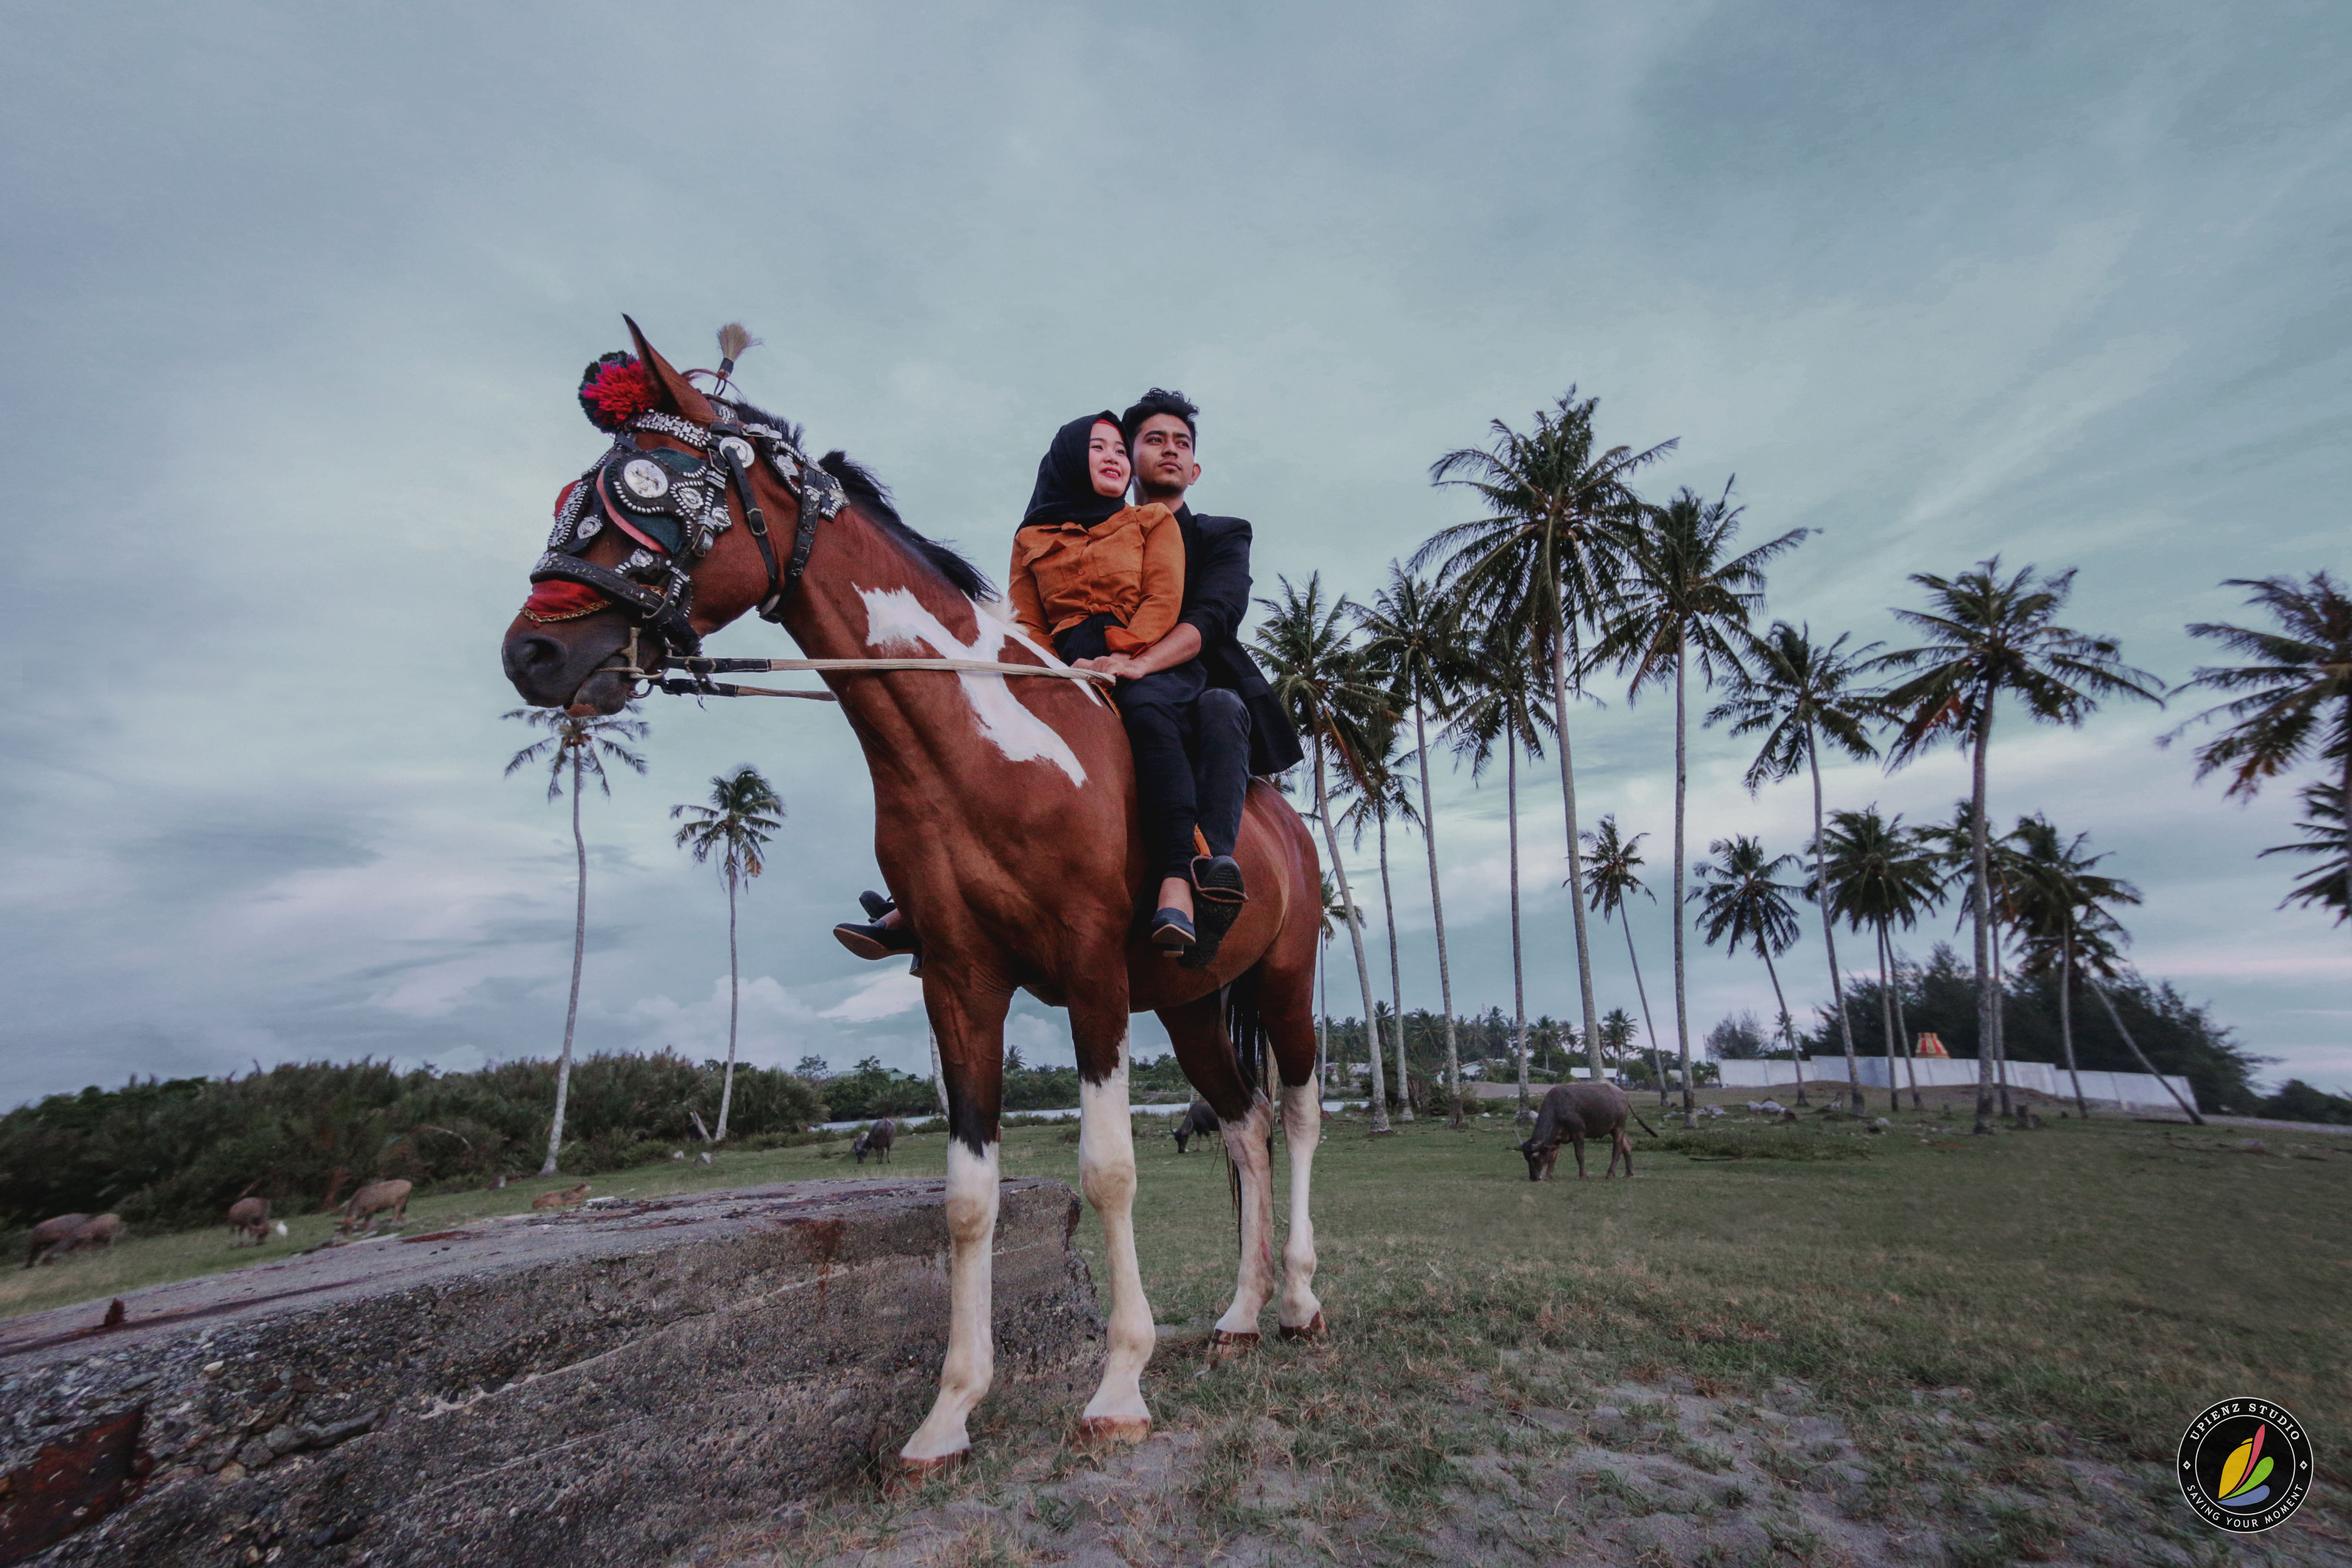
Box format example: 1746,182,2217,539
1592,482,1809,1126
502,704,649,1175
1689,836,1807,1105
1819,809,1945,1113
2261,781,2348,923
1420,393,1675,1088
1598,1008,1638,1075
1258,573,1396,1133
2168,573,2352,926
1711,622,1883,1110
1339,722,1423,1121
2007,814,2140,1118
1928,799,2039,1120
1581,815,1670,1106
671,766,784,1141
1314,870,1362,1095
1876,560,2162,1135
1447,631,1556,1118
1356,565,1474,1125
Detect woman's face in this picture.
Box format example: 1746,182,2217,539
1087,420,1132,499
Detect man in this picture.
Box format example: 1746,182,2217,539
834,388,1300,968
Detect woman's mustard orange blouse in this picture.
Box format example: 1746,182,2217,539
1006,502,1185,656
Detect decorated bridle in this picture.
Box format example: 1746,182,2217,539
520,330,1112,705
524,348,845,665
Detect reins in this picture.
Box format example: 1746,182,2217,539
616,646,1115,705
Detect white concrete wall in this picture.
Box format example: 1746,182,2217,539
1714,1055,2194,1110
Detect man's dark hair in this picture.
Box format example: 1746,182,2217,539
1121,388,1199,445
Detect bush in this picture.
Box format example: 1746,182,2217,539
0,1052,826,1232
2252,1079,2352,1124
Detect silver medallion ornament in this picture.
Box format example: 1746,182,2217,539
716,436,756,469
621,459,671,501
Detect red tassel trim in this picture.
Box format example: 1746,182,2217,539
578,352,659,432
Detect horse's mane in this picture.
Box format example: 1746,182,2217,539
714,395,994,602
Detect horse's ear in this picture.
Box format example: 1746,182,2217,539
623,315,717,423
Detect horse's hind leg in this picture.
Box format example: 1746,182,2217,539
1159,989,1274,1358
900,982,1010,1469
1073,992,1154,1444
1259,953,1326,1339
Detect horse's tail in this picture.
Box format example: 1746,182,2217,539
1225,967,1265,1102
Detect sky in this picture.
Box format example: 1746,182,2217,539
1,1,2345,1109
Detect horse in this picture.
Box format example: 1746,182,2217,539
501,322,1326,1471
853,1118,896,1164
1518,1082,1650,1181
1171,1100,1221,1154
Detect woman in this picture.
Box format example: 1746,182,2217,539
1006,412,1208,951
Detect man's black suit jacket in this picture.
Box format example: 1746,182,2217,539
1174,505,1306,778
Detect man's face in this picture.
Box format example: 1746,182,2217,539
1129,413,1200,502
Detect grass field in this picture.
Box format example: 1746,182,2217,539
10,1093,2350,1564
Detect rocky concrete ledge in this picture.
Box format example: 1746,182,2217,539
0,1178,1097,1566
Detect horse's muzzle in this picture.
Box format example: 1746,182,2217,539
502,625,633,712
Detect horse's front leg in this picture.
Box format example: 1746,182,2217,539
900,981,1010,1470
1277,1079,1325,1338
1073,994,1154,1443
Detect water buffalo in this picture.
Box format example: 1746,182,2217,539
1171,1100,1221,1154
531,1182,591,1210
1518,1083,1654,1181
227,1196,272,1246
39,1213,124,1262
852,1119,896,1165
24,1213,89,1268
337,1179,413,1234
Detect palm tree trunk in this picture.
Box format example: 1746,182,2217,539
1968,700,1997,1136
717,874,740,1141
1378,812,1413,1121
2059,919,2087,1118
1758,943,1797,1101
1552,637,1604,1084
1412,695,1467,1129
1891,940,1921,1109
1806,727,1863,1112
1877,921,1899,1114
1993,925,2017,1124
1672,632,1695,1127
542,748,586,1177
928,1026,949,1116
2089,975,2204,1124
1621,919,1668,1108
1316,934,1329,1087
1508,741,1529,1118
1315,738,1390,1134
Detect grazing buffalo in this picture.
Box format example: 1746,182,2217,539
531,1182,591,1210
1171,1100,1221,1154
24,1213,88,1270
227,1197,273,1246
853,1119,896,1165
39,1213,124,1263
337,1179,413,1234
1518,1083,1654,1181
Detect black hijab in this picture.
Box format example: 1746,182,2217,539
1020,411,1127,530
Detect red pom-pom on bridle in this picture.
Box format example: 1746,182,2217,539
577,352,659,432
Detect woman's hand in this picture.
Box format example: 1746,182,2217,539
1072,653,1148,680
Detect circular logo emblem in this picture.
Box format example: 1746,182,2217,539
716,435,755,468
2178,1398,2312,1532
620,458,671,501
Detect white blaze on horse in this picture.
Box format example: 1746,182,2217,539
501,322,1329,1470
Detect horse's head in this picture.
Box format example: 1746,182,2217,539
501,319,821,713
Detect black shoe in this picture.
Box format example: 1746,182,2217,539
1151,906,1197,954
1179,855,1246,970
833,920,918,961
858,889,895,920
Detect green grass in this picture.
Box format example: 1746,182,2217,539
14,1096,2349,1478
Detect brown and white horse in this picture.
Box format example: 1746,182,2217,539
502,323,1327,1469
